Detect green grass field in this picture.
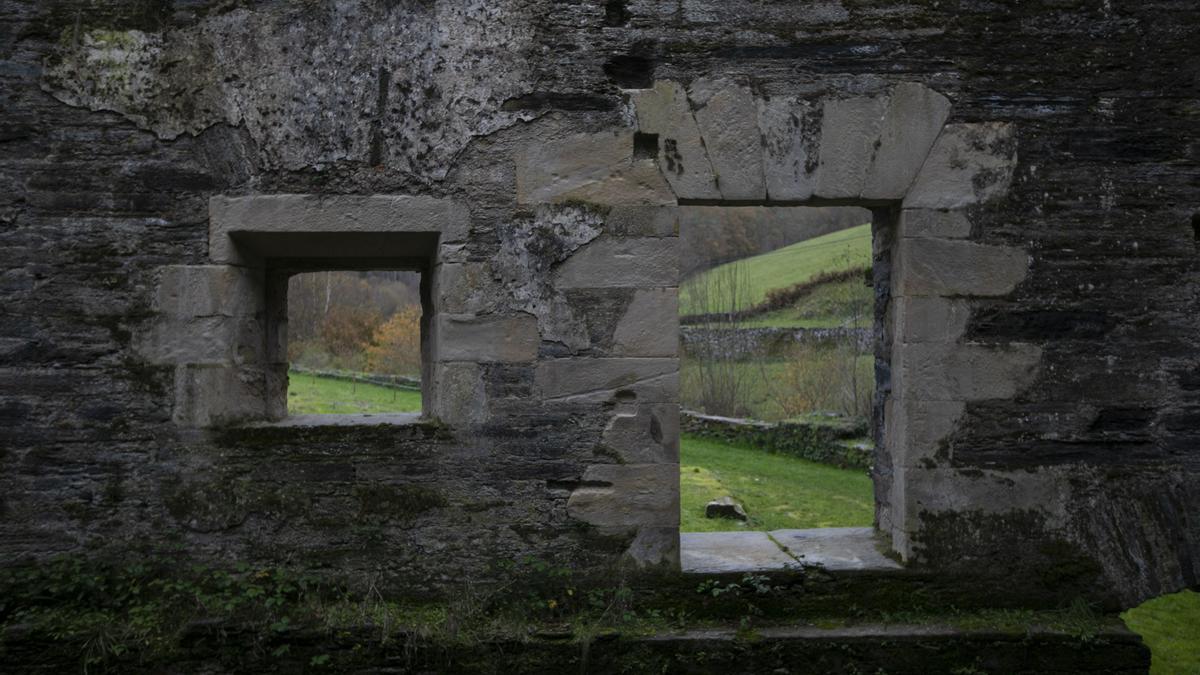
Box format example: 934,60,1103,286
288,372,421,415
680,434,874,532
680,223,871,315
737,278,873,329
1121,589,1200,674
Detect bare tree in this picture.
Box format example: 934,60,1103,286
682,260,753,417
836,281,874,422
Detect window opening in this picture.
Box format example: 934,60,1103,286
284,270,424,417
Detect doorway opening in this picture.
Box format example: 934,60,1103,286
677,205,899,573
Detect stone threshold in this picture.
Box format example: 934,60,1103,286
681,527,903,574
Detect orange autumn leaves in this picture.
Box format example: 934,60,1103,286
365,306,422,377
287,272,423,377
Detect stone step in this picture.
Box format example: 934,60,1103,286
681,527,901,574
671,527,1096,614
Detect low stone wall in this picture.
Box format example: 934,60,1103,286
289,366,421,391
679,326,871,359
681,411,872,470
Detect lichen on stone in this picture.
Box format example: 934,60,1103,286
42,2,543,178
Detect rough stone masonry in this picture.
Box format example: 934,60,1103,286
0,0,1197,607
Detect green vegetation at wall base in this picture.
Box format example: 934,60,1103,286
0,553,1149,673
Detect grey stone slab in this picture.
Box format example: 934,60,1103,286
566,464,679,530
433,262,497,315
432,362,485,425
883,398,966,467
605,206,680,238
814,96,888,200
904,122,1017,209
898,209,972,239
892,296,971,344
535,357,678,403
891,342,1042,402
602,403,679,464
434,313,539,363
862,83,952,201
515,129,673,206
680,531,801,574
631,80,720,200
690,77,765,201
757,95,819,201
555,236,679,289
136,315,264,366
154,264,264,318
770,528,903,572
895,238,1029,298
172,364,268,427
611,288,679,357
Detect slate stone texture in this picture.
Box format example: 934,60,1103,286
0,0,1197,609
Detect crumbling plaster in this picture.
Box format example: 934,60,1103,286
43,2,542,178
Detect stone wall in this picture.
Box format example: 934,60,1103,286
0,0,1197,606
679,326,870,359
681,411,871,469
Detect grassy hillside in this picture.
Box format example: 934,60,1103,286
680,223,871,315
738,278,873,329
288,372,421,414
680,435,873,532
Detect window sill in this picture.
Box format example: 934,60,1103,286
211,413,445,447
251,413,424,428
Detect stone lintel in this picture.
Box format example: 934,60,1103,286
690,77,766,201
904,122,1017,210
630,80,720,200
814,95,888,200
209,194,470,264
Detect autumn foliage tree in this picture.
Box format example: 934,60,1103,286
366,306,422,378
287,271,422,374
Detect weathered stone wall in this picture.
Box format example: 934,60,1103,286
1,0,1197,606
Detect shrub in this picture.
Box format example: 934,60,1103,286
366,305,422,378
776,342,873,422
